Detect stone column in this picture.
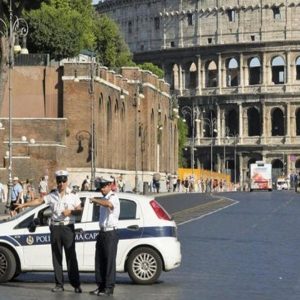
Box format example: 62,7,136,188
178,5,184,48
261,100,266,144
239,153,243,188
239,104,243,143
239,53,244,93
286,102,291,143
218,53,222,93
196,55,202,95
285,50,291,85
261,52,268,91
179,64,183,94
217,105,221,145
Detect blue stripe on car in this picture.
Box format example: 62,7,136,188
0,226,176,247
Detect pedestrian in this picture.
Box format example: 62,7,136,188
89,177,120,297
117,175,125,192
172,175,177,192
0,180,5,203
10,176,23,216
81,176,90,191
38,176,48,196
15,170,82,293
23,181,35,203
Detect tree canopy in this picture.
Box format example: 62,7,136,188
138,62,164,79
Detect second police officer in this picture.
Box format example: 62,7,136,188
89,177,120,297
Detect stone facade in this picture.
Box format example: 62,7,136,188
97,0,300,186
0,63,177,191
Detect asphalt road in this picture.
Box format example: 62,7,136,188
2,191,300,300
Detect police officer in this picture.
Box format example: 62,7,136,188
16,170,82,293
89,178,120,297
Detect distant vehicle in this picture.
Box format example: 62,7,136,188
276,177,290,190
250,161,272,192
0,192,181,284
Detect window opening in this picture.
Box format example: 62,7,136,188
187,13,193,26
227,9,236,22
154,17,160,30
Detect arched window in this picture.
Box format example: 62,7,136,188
247,107,261,136
271,108,284,136
296,108,300,135
248,57,261,85
203,110,217,137
188,62,197,88
227,58,239,87
296,57,300,80
206,60,218,87
226,109,239,135
272,159,284,179
295,159,300,170
271,56,285,84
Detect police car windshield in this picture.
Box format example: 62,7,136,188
10,206,36,221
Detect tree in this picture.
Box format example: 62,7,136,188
138,62,164,79
25,1,94,60
94,14,133,69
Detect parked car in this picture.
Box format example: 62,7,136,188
0,192,181,284
276,178,290,190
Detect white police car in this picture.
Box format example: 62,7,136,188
0,192,181,284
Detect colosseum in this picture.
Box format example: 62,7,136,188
97,0,300,188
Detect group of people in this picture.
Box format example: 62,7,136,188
7,176,49,216
81,174,126,193
16,170,120,296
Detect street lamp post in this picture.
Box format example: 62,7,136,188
0,1,28,209
202,113,217,174
89,55,96,190
133,82,144,193
225,129,239,187
181,103,200,174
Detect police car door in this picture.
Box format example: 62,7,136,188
82,195,144,270
21,204,84,269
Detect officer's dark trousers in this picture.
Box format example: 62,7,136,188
95,230,119,289
50,224,81,288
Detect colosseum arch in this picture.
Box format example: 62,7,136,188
271,56,285,84
296,57,300,80
271,107,284,136
187,62,197,89
296,108,300,135
203,110,217,137
248,57,261,85
205,60,218,87
226,57,239,87
247,107,261,136
295,159,300,170
226,109,239,135
272,159,284,179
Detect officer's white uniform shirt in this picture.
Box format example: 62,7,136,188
44,187,81,223
99,190,120,229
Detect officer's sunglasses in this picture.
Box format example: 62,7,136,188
56,176,68,184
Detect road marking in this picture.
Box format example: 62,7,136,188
175,197,239,226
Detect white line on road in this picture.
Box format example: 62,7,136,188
177,197,239,226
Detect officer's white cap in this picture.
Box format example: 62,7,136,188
55,170,69,177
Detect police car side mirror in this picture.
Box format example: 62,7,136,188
28,218,40,233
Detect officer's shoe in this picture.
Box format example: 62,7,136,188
98,288,114,296
89,287,104,295
51,285,64,293
74,286,82,293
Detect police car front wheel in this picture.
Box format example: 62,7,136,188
126,247,162,285
0,246,16,283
